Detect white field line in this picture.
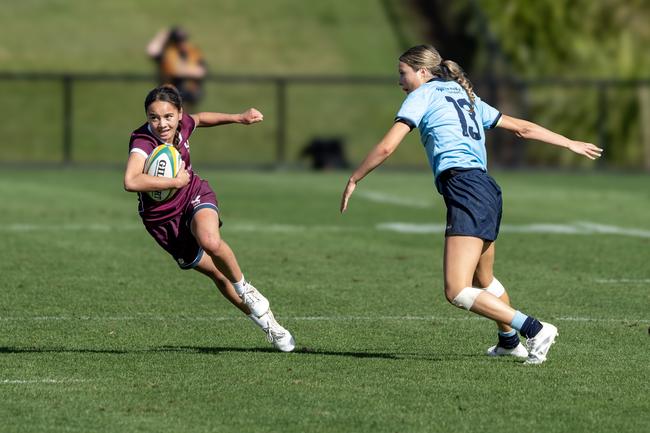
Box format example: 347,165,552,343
357,191,433,208
574,221,650,238
0,315,237,322
1,315,647,323
595,279,650,284
0,223,354,233
1,379,88,385
226,223,352,233
377,221,650,238
376,223,446,234
0,223,140,232
3,220,650,238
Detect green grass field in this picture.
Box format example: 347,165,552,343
0,168,648,432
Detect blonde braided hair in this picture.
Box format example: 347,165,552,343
399,45,476,110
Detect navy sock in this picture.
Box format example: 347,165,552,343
497,330,520,349
520,317,543,339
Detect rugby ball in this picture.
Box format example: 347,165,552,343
143,144,182,201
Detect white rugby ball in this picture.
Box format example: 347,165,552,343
143,144,182,202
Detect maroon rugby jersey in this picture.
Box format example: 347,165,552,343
128,113,202,223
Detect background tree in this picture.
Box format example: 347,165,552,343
474,0,650,169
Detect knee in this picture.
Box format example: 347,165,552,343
444,292,456,305
445,285,483,310
443,283,461,304
198,233,223,256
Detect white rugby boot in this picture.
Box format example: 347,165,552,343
238,282,269,318
486,342,529,359
249,310,295,352
524,322,558,365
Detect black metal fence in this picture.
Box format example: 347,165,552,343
1,72,649,169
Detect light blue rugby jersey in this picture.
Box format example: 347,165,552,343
395,79,501,182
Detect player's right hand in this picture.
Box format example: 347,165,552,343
241,108,264,124
175,161,191,188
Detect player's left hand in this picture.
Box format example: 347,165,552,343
340,178,357,213
240,108,263,124
568,141,603,160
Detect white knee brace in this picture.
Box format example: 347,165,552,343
485,277,506,298
452,287,483,310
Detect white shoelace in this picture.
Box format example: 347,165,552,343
241,286,261,306
264,316,286,343
527,334,550,358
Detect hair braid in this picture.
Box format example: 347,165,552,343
441,59,476,111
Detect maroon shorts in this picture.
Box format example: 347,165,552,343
143,179,221,269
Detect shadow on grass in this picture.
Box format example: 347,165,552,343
0,345,483,361
165,345,487,361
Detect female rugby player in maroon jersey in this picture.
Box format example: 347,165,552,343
124,85,295,352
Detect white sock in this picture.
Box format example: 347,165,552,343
233,275,247,296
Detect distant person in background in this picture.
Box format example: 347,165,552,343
340,44,602,364
124,85,295,352
147,27,207,110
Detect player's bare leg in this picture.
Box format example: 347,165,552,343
194,253,294,351
474,242,511,330
191,208,268,316
473,243,527,358
191,208,243,283
444,236,516,323
194,253,249,314
443,236,556,363
191,208,295,351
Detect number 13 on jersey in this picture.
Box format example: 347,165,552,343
445,96,482,141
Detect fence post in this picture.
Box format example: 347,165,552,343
640,83,650,171
596,83,607,166
275,78,287,166
62,74,73,164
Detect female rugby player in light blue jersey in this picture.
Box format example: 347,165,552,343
124,85,295,352
340,45,602,364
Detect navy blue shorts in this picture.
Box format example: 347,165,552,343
436,168,502,241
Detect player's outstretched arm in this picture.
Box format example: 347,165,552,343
340,122,411,213
190,109,263,128
496,114,603,160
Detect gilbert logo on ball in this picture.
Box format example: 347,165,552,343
143,144,182,201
